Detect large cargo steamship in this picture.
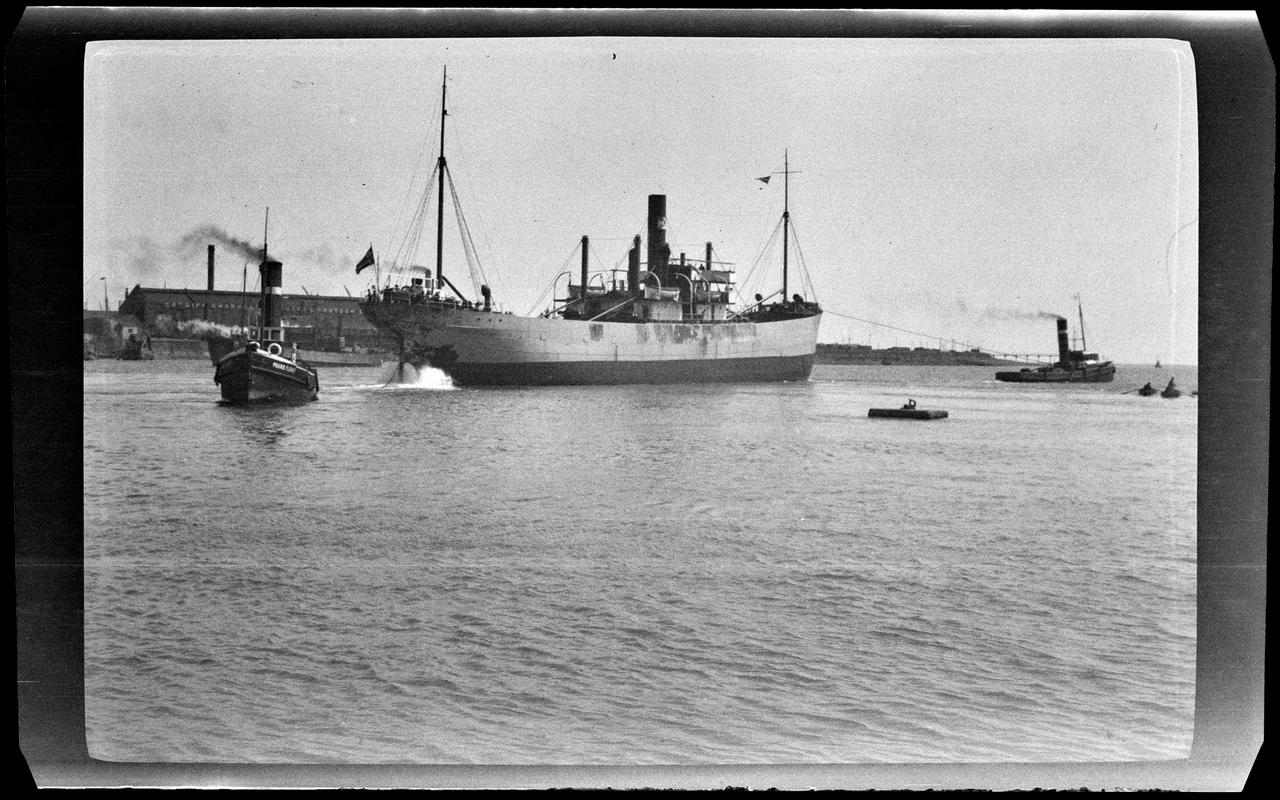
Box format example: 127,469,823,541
359,70,822,386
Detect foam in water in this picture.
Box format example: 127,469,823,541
378,362,455,390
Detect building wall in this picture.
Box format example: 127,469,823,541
119,287,394,351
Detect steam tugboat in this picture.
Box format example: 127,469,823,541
358,68,822,386
995,299,1115,383
212,218,319,403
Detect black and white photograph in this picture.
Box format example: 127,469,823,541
13,8,1268,791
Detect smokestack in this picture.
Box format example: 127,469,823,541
1056,317,1070,363
628,235,641,294
705,242,712,270
260,258,284,333
580,235,590,309
204,245,215,320
647,195,670,281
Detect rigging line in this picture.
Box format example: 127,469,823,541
786,217,818,301
389,161,440,274
446,110,513,306
526,243,583,316
735,216,783,306
385,95,442,267
820,308,1034,358
589,245,615,278
445,168,487,298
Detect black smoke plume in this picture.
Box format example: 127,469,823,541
178,225,263,262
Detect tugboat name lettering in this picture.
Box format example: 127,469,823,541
271,362,296,374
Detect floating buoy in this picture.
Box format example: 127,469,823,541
869,407,948,420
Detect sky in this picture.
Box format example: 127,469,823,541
84,33,1198,364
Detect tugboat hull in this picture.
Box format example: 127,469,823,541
995,363,1116,383
214,346,318,404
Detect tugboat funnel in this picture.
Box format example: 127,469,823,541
1056,317,1070,364
260,259,284,333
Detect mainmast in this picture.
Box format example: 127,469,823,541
758,152,802,303
435,66,447,291
782,149,790,300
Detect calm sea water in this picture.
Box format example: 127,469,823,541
83,359,1197,765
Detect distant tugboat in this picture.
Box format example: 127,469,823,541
995,299,1115,383
212,215,319,404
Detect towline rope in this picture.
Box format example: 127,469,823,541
820,308,1052,364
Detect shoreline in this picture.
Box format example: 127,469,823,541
815,343,1028,366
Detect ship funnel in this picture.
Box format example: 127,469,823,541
1056,317,1070,363
628,235,641,294
259,258,284,335
581,235,589,308
207,245,215,291
647,195,670,280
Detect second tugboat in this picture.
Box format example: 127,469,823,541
995,299,1115,383
358,68,822,386
212,214,320,404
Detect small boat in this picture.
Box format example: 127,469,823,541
117,334,154,361
1137,382,1158,396
212,213,320,404
1154,358,1162,368
1160,378,1182,399
869,399,948,420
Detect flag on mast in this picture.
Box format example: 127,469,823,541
355,246,375,274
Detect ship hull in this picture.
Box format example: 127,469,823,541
995,362,1116,383
363,299,821,386
441,353,814,386
214,347,319,403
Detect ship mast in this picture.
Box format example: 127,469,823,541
782,149,790,300
1076,294,1087,352
435,66,447,293
260,207,269,333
